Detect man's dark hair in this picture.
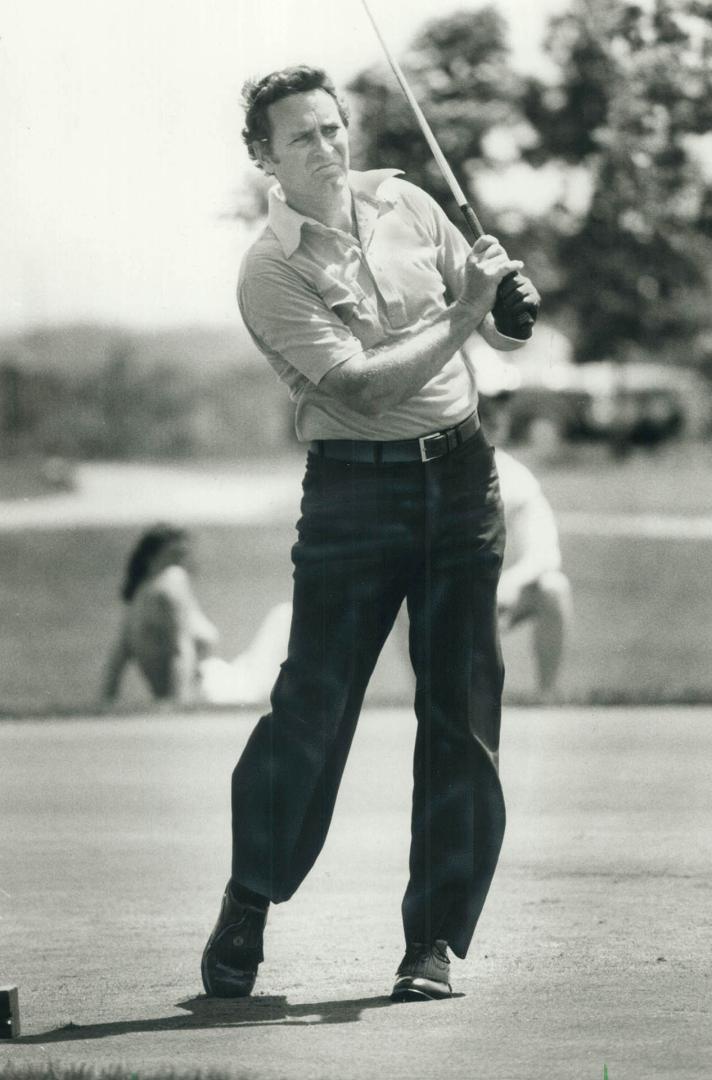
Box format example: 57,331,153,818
241,65,349,168
121,524,190,602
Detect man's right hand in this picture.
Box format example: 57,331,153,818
458,235,524,316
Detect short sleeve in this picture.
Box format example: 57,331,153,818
238,255,364,386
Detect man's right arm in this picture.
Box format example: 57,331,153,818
240,233,523,418
320,298,481,416
320,235,522,416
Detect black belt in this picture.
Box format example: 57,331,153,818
310,411,481,464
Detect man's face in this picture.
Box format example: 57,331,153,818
257,89,350,205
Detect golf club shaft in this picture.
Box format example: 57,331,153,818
360,0,485,240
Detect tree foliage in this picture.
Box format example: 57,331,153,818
349,7,526,226
527,0,712,360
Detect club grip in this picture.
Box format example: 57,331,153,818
459,203,485,241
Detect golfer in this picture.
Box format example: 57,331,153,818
201,65,538,1002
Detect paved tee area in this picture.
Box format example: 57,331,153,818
1,707,710,1080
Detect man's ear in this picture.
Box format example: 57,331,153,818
253,140,276,176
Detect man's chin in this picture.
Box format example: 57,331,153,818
313,173,349,199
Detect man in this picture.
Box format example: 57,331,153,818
201,65,539,1003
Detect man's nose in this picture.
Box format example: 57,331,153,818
314,131,333,154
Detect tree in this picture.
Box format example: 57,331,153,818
524,0,712,361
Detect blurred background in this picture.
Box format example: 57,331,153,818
3,0,712,714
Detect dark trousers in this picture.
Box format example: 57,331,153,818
230,427,506,958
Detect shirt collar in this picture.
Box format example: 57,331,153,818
267,168,403,258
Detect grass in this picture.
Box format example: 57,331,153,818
2,440,712,714
511,437,712,515
0,458,74,500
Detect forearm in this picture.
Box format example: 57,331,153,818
321,298,487,416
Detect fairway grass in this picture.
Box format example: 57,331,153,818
2,521,712,714
2,442,712,713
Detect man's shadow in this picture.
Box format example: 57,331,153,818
16,992,403,1042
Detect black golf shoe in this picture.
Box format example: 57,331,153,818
391,940,453,1002
201,883,268,998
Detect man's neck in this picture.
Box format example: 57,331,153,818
286,182,354,235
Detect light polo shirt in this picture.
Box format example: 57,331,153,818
238,169,525,441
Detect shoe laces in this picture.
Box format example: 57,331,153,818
404,940,449,963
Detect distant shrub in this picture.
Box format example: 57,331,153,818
1,340,294,462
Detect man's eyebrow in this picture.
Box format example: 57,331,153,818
287,118,340,141
287,124,314,141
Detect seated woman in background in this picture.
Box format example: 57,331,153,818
100,524,291,707
101,524,218,705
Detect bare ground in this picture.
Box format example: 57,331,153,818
1,706,710,1080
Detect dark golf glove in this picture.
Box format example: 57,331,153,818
492,272,541,340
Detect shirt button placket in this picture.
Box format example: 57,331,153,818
366,254,405,326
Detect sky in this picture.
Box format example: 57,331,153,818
1,0,571,332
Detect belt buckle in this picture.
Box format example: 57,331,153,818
418,430,444,462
